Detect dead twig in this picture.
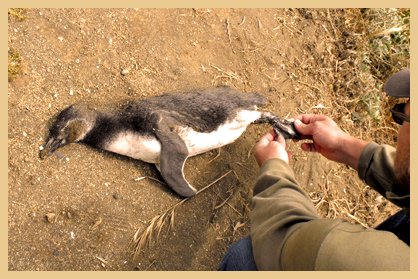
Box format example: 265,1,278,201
297,80,321,93
233,220,248,235
226,19,236,54
346,213,368,227
211,187,243,217
210,64,239,79
207,148,221,164
274,18,303,35
11,201,26,206
214,191,233,210
130,170,233,259
238,16,245,26
144,259,157,271
96,256,108,268
96,256,108,264
90,218,103,230
134,176,166,185
257,18,262,30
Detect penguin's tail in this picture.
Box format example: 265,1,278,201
247,91,268,107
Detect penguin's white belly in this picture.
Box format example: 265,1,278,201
178,110,262,156
104,133,162,163
103,110,261,162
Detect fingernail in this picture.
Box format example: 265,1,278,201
295,119,301,125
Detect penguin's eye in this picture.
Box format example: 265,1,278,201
65,121,87,142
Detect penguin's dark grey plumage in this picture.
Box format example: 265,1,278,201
40,87,300,198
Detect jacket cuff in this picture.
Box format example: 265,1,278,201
357,142,380,181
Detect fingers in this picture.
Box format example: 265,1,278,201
258,130,276,147
293,114,317,124
301,142,317,153
254,130,290,166
294,118,315,136
268,130,287,149
267,129,277,141
293,114,328,141
292,134,313,142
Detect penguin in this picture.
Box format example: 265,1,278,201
40,87,300,198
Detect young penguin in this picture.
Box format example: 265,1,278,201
40,87,300,198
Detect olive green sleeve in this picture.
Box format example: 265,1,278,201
250,158,339,270
250,158,410,270
358,142,396,195
358,142,409,211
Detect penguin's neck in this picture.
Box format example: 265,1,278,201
81,113,121,147
82,113,162,163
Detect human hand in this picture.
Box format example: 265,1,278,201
293,114,368,170
254,130,291,167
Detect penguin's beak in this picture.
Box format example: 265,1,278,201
40,137,64,159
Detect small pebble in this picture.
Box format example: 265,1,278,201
121,69,129,76
45,213,55,223
54,151,64,159
53,250,59,256
113,193,118,199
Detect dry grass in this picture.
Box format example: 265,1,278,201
290,8,409,227
130,170,233,259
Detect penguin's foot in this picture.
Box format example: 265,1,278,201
270,117,300,140
253,112,301,140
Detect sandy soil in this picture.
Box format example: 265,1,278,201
8,8,398,271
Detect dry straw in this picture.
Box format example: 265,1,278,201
288,8,409,227
130,170,233,259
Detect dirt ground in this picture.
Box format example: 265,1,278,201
8,8,399,271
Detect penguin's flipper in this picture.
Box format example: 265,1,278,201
153,113,196,198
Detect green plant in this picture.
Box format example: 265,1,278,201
342,8,410,125
361,92,382,122
8,47,23,81
8,8,28,20
360,8,410,82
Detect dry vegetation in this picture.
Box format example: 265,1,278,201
130,170,234,258
278,8,410,230
307,8,410,228
129,8,410,255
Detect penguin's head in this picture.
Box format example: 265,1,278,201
40,104,96,159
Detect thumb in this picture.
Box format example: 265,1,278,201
275,134,287,148
294,119,311,135
258,130,275,147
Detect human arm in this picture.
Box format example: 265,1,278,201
292,114,368,171
250,160,409,270
250,133,409,270
293,114,408,206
